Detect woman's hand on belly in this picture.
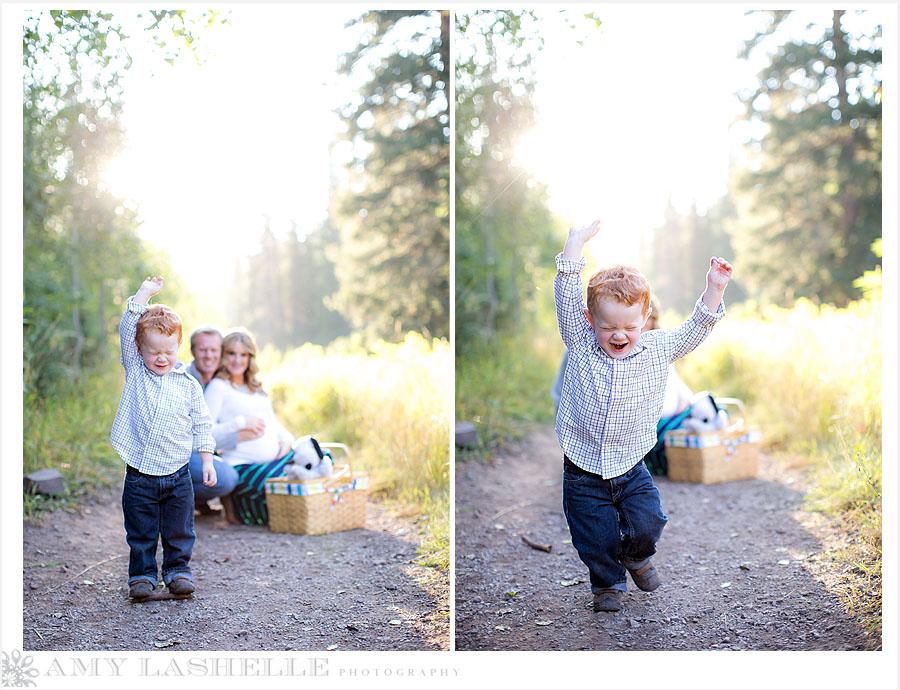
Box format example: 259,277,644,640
235,431,280,463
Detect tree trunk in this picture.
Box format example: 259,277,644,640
439,10,449,90
70,227,84,374
97,276,107,363
832,10,859,259
484,206,497,336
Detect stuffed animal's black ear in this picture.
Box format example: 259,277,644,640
707,393,719,412
310,437,324,459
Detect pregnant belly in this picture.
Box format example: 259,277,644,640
226,430,281,465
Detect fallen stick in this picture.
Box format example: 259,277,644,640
46,554,124,593
485,500,532,525
521,535,552,553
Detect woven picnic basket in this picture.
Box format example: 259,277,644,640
663,398,762,484
264,443,368,535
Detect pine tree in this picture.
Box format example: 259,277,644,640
330,10,449,340
732,9,882,306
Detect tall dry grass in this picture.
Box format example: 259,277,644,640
259,333,451,568
676,295,882,639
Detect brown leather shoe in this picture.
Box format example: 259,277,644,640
593,589,624,612
167,576,194,596
625,559,661,592
129,579,154,600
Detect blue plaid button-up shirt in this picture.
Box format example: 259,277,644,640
554,254,725,478
110,297,215,475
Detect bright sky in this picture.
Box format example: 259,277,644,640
101,7,368,319
513,6,768,266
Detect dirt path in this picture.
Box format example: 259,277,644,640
455,426,877,651
23,487,449,651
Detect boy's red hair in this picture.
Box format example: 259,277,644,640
586,265,651,317
136,304,183,346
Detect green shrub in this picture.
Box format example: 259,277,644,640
455,330,561,454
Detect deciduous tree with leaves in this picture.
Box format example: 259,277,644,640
454,10,559,352
23,9,226,394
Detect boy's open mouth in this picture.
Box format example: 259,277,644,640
610,342,627,352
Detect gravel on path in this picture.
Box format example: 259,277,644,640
23,487,449,652
455,426,877,652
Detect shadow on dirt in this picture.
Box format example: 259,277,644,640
455,427,874,651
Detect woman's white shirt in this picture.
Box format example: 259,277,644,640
204,378,293,466
661,365,693,419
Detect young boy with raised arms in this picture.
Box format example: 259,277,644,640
110,276,217,600
554,220,733,612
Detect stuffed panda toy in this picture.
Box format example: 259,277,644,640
682,391,729,433
283,435,334,481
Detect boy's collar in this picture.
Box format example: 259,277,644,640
593,339,647,359
143,361,188,376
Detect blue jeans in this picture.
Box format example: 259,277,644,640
562,457,668,594
121,463,195,586
188,452,239,503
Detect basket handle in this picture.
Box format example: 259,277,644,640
318,442,353,486
319,442,351,460
326,464,351,484
715,397,745,432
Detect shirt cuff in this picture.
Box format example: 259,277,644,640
693,297,726,323
126,296,149,315
556,254,587,274
194,435,216,454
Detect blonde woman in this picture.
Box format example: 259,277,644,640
204,329,295,525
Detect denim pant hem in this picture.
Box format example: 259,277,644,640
128,575,158,586
162,569,193,585
622,556,651,570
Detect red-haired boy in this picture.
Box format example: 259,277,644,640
554,221,733,612
111,276,217,600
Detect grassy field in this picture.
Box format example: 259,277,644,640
455,332,561,455
456,294,883,636
23,333,451,571
23,371,124,516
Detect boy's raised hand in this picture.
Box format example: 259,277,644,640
138,275,164,297
562,220,601,261
133,275,163,306
706,257,733,292
569,220,601,244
